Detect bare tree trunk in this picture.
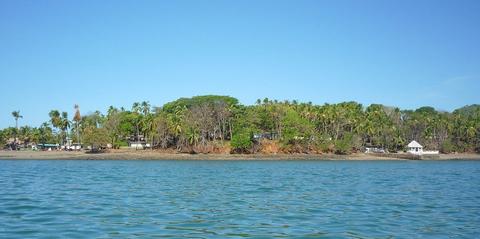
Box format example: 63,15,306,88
14,119,18,150
151,135,154,151
136,123,139,151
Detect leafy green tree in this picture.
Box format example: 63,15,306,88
104,107,122,148
335,133,355,154
38,122,55,144
0,129,5,147
2,95,479,155
82,126,110,152
281,108,315,147
231,129,253,153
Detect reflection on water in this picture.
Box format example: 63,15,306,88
1,159,479,238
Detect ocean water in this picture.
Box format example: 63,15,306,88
0,159,479,238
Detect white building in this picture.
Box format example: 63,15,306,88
407,140,439,155
407,140,423,155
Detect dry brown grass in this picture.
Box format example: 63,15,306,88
259,139,280,154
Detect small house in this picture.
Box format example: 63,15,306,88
407,140,423,155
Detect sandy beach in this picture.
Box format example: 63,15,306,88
0,149,479,160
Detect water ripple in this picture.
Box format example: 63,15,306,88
1,159,479,238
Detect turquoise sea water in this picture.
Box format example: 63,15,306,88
0,159,479,238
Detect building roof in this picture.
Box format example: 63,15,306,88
408,140,423,148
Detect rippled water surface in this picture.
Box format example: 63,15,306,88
1,159,479,238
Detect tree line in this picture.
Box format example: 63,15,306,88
1,95,479,154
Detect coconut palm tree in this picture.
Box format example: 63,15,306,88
39,122,51,145
11,111,22,149
49,110,61,130
132,102,141,113
141,101,151,116
48,110,70,146
73,104,81,144
60,112,70,147
142,114,155,149
263,98,270,105
187,126,199,147
12,111,22,130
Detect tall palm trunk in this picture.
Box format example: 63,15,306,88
136,122,140,150
77,123,80,144
14,118,18,149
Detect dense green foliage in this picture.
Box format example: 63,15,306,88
82,126,110,151
230,129,253,153
1,96,479,154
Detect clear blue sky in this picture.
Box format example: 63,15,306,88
1,0,479,128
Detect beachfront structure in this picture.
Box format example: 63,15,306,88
407,140,439,155
407,140,423,155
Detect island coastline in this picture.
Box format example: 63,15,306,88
1,150,479,161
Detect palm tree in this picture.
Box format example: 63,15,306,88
142,114,155,150
19,126,32,148
61,112,70,147
49,110,61,130
187,127,199,147
139,101,152,148
132,102,141,113
141,101,151,116
107,106,117,116
12,111,22,130
39,122,50,144
263,98,270,105
11,111,22,149
49,110,70,146
73,104,81,144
